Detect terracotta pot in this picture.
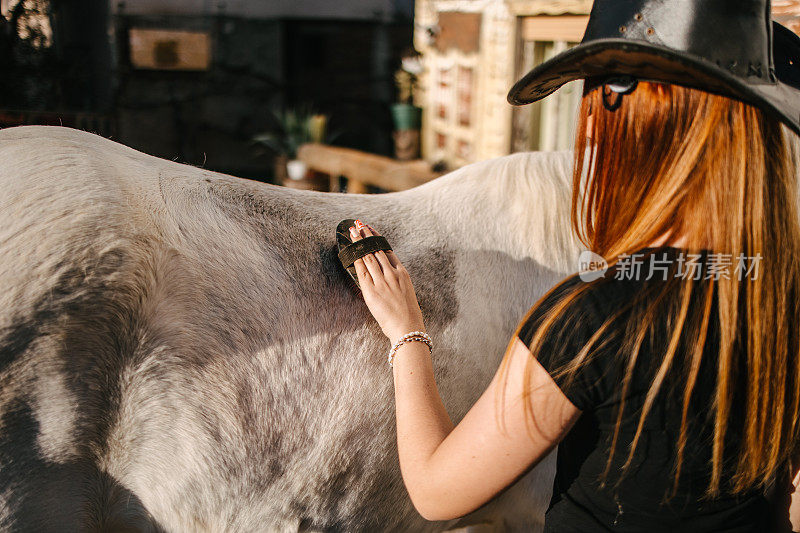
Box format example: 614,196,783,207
393,129,421,160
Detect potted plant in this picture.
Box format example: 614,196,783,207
391,49,424,160
252,107,327,182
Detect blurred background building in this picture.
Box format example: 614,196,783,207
415,0,800,168
3,0,800,189
414,0,590,168
0,0,414,182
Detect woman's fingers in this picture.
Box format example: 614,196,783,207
351,220,408,285
363,226,394,273
354,222,381,268
373,250,396,275
349,224,373,286
364,222,402,270
352,254,372,285
385,250,401,269
351,225,384,281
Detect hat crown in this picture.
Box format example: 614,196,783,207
582,0,774,82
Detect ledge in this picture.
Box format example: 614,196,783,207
297,143,443,193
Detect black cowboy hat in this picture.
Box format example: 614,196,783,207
507,0,800,136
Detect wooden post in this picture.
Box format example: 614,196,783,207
347,179,368,194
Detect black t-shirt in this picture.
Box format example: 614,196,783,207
516,246,794,532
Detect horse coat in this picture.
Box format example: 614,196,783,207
0,126,584,532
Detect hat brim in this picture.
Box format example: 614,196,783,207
507,25,800,137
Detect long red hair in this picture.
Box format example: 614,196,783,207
498,80,800,497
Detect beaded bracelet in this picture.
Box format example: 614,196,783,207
388,331,433,367
388,335,432,367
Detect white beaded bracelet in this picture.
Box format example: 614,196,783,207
388,335,432,367
388,331,433,367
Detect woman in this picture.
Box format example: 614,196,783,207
340,1,800,530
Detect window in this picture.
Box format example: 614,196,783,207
437,66,452,120
457,66,473,127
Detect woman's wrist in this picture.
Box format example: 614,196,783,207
390,325,427,346
388,330,432,367
391,338,434,373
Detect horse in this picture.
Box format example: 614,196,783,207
0,125,582,532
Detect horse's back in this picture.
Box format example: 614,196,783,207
0,126,568,531
0,126,416,531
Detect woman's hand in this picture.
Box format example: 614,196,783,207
349,220,426,345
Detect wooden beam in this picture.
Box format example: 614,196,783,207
508,0,592,17
297,144,442,192
521,15,589,42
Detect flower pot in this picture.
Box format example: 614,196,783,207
286,159,308,180
392,129,421,161
390,103,422,131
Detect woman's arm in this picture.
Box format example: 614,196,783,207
346,220,581,521
790,453,800,531
392,335,581,521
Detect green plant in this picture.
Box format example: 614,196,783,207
251,107,315,160
252,105,347,162
394,51,422,105
394,69,417,105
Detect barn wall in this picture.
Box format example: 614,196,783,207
111,0,410,20
111,13,412,179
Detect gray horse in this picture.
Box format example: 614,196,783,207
0,126,583,532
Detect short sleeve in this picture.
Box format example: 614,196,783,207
515,274,616,411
